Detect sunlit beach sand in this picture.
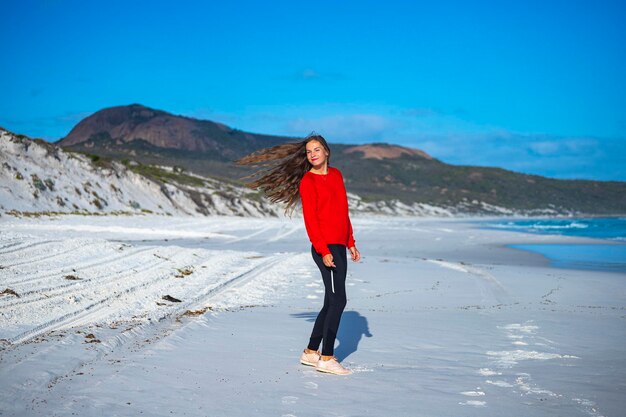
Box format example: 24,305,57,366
1,214,624,416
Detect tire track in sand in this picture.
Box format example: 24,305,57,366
1,245,155,288
3,253,288,346
0,247,184,310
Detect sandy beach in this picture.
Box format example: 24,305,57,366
1,214,624,417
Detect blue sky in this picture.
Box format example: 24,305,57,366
2,0,625,180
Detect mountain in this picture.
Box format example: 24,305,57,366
334,144,626,214
56,104,626,215
58,104,291,160
1,128,458,217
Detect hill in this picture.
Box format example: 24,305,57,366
55,104,626,216
58,104,291,160
0,128,282,217
2,128,456,217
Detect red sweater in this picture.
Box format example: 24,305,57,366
299,166,356,257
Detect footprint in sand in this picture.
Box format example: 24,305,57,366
281,396,299,405
302,368,322,377
479,368,513,387
501,322,539,347
304,381,318,389
485,379,513,388
478,368,501,376
460,391,485,397
459,390,486,407
459,400,487,407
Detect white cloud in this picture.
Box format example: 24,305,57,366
285,114,397,143
301,69,320,79
180,102,626,181
287,68,347,82
528,138,599,157
528,141,561,156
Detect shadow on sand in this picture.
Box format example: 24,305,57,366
291,310,372,361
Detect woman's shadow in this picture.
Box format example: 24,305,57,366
291,311,372,361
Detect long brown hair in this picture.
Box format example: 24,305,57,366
235,133,331,216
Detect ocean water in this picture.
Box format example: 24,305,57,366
482,217,626,273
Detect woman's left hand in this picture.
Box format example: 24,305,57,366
349,246,360,262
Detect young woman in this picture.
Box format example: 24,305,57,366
236,133,360,375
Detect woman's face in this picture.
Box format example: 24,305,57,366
306,140,328,168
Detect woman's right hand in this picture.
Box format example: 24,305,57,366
322,253,335,268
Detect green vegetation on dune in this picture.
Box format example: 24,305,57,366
124,162,206,187
60,131,626,215
65,148,209,188
64,137,247,186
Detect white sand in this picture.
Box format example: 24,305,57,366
0,215,624,416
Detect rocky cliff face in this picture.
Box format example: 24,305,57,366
60,104,207,150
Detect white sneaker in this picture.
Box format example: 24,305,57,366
316,357,353,375
300,349,321,367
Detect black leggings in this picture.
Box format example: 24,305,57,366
307,244,348,356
